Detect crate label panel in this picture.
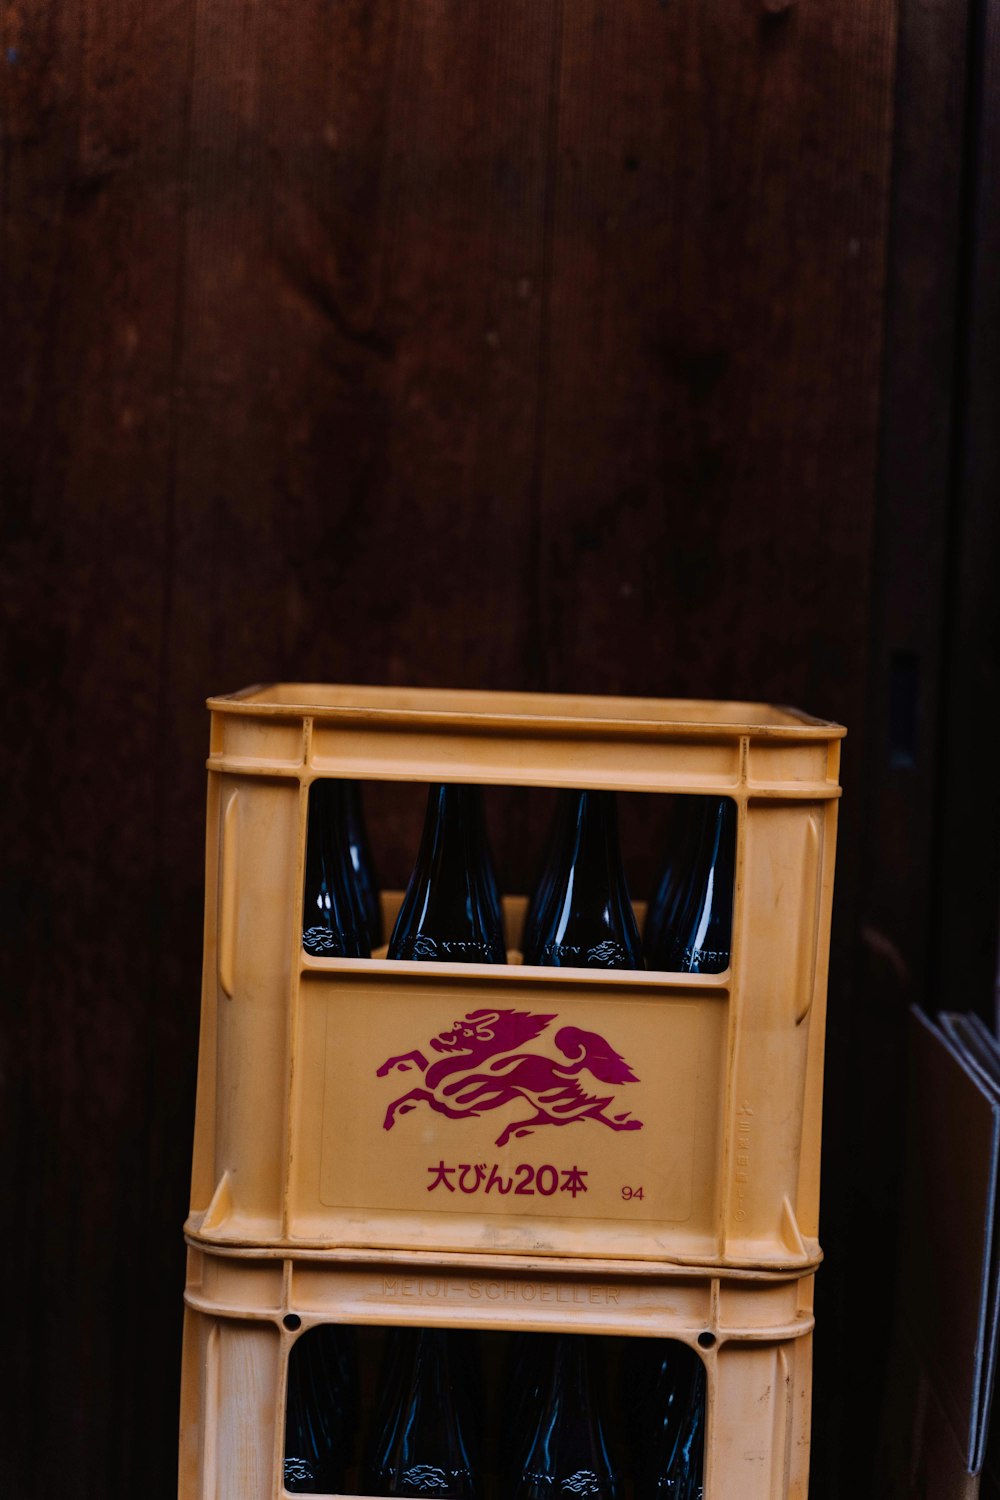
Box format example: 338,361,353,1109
299,975,724,1234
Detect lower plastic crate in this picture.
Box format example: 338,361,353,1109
179,1245,814,1500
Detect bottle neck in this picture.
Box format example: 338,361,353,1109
550,1334,594,1409
410,1327,451,1399
566,790,622,881
420,784,490,873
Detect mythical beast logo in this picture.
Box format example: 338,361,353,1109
376,1008,644,1147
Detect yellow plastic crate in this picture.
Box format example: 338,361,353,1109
179,1244,814,1500
187,685,843,1272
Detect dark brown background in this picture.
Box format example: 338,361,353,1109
1,0,998,1494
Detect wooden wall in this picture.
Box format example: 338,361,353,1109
3,0,989,1494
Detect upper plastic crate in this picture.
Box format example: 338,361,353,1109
187,684,844,1272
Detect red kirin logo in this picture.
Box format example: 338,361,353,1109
376,1009,644,1147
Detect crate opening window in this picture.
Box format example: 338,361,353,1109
301,779,737,978
283,1321,707,1499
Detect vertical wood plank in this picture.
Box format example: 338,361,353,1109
1,0,196,1490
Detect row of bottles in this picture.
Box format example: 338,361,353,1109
302,782,736,974
285,1325,706,1498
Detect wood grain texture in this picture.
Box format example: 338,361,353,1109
2,0,196,1490
1,0,903,1494
831,0,974,1489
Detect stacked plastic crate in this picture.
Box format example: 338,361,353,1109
178,684,844,1500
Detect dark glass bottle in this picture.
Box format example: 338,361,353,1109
498,1333,550,1492
387,784,506,964
344,779,383,947
302,781,372,958
521,791,643,969
452,1329,487,1464
284,1324,360,1494
620,1337,667,1468
362,1327,482,1499
367,1328,409,1476
641,796,688,962
511,1334,621,1500
633,1344,706,1500
644,797,735,974
519,793,571,959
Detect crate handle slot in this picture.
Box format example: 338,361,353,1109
220,792,240,999
793,814,822,1025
